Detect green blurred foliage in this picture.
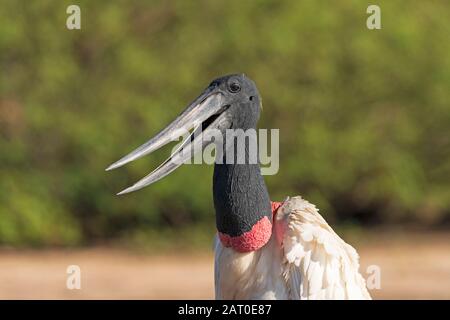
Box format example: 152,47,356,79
0,1,449,246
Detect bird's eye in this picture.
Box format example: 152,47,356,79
228,82,241,93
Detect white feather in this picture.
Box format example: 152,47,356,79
277,196,371,300
214,195,371,300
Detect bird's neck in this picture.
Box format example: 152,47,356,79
213,129,272,252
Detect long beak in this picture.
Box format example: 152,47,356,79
106,88,229,195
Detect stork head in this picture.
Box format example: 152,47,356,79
106,74,262,194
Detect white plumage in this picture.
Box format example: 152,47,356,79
214,196,371,300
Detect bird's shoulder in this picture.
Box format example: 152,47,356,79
273,196,371,299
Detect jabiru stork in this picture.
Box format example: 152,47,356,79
106,74,371,300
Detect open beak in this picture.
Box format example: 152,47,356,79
106,87,230,195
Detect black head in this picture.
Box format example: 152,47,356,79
106,73,263,194
208,74,261,129
193,74,262,135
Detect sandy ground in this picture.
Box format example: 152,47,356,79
0,232,449,299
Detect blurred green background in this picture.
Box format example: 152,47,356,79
1,0,449,248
